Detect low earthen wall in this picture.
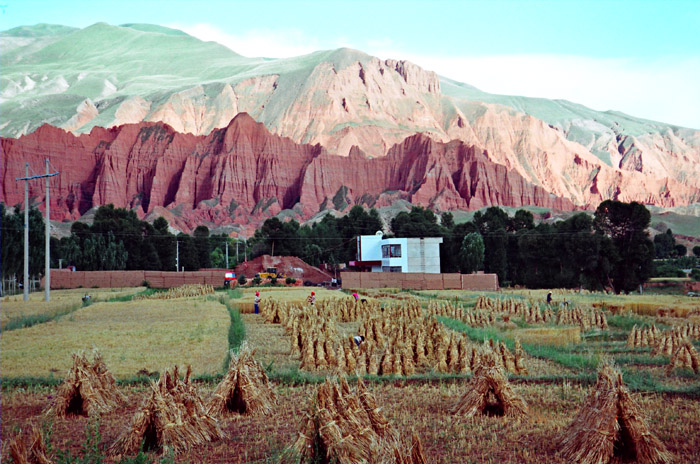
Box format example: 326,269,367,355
340,271,499,291
49,269,229,289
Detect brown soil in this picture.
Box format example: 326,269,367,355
233,255,332,284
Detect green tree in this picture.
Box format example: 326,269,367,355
459,232,484,273
177,233,199,271
390,206,442,238
593,200,654,293
653,229,675,258
152,217,176,271
674,244,687,257
193,225,212,268
694,246,700,257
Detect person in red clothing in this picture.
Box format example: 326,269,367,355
254,291,261,314
308,291,316,306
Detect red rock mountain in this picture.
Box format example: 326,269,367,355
1,114,578,232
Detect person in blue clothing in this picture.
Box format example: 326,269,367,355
254,291,260,314
546,292,552,305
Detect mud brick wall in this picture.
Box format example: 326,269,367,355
340,272,499,291
49,269,230,289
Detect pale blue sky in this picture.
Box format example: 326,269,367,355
2,0,699,127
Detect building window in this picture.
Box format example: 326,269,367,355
381,244,402,258
381,266,402,272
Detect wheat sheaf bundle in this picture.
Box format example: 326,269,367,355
451,354,528,418
111,365,224,456
52,349,125,417
666,339,700,375
291,377,427,464
134,284,215,300
559,360,672,464
8,425,53,464
207,343,276,416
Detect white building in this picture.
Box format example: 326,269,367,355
350,232,443,273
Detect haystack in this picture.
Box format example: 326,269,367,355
290,377,427,464
207,343,276,416
52,349,125,417
451,354,527,418
111,365,224,455
559,360,673,464
8,425,53,464
666,339,700,374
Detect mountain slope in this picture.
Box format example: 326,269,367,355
1,114,579,232
1,22,699,212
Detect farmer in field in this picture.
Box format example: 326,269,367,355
352,292,359,301
254,291,260,314
546,292,552,304
353,335,365,347
308,291,316,306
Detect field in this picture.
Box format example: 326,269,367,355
1,295,229,378
2,286,700,463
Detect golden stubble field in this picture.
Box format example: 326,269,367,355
1,296,229,378
2,287,700,463
0,287,143,326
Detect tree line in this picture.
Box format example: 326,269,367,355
2,200,698,293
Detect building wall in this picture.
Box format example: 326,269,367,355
406,238,442,273
46,269,230,289
357,235,442,273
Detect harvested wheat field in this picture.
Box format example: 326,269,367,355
1,287,143,327
1,298,228,378
2,380,699,463
2,287,700,463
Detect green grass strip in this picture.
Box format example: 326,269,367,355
2,302,82,331
219,295,246,371
438,316,600,371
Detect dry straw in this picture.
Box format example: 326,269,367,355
666,339,700,375
8,425,53,464
451,353,528,418
291,377,427,464
559,359,673,464
207,342,276,416
133,284,214,300
51,349,125,417
111,365,224,455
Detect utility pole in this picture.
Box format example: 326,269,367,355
225,240,229,269
16,161,58,302
45,159,50,302
236,240,239,264
176,240,179,272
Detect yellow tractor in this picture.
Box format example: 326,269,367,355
257,267,285,280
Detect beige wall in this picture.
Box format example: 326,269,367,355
341,271,498,291
47,269,230,289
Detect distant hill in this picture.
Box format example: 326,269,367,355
1,22,699,226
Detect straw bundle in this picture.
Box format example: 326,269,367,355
451,357,527,418
8,425,53,464
134,284,214,300
207,343,276,416
666,340,700,375
111,365,224,455
290,377,426,464
52,349,125,417
559,360,672,464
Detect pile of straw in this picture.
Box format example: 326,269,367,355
557,307,608,330
559,360,672,464
207,343,276,416
291,377,427,464
52,349,125,417
134,284,214,300
8,425,52,464
451,355,527,418
627,324,660,348
666,339,700,374
111,365,223,455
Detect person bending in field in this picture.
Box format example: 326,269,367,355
308,291,316,306
546,292,552,305
254,291,260,314
353,335,365,347
352,292,359,301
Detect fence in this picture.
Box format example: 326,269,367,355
46,269,230,289
340,271,499,291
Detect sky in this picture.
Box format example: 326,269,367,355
2,0,699,128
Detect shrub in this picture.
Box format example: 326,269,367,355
691,268,700,281
270,277,278,285
252,276,262,285
285,277,297,285
237,274,247,285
